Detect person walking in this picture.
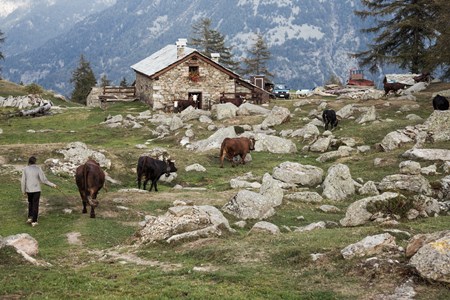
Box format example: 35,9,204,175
21,156,57,227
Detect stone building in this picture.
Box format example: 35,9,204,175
131,38,270,111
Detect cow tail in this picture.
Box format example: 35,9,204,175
220,138,228,158
83,162,89,198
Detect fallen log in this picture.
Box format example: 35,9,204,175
19,103,52,117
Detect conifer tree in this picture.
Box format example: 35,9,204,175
241,34,273,79
426,0,450,78
119,77,128,87
100,74,111,87
0,30,5,76
354,0,439,73
70,54,96,104
190,18,239,71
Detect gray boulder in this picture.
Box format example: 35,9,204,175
322,164,355,201
341,233,398,260
261,106,291,127
272,162,324,187
409,233,450,283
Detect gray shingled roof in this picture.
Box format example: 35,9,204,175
130,44,196,77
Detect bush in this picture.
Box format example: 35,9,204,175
366,194,414,218
24,83,44,95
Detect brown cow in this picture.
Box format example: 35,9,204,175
75,159,106,218
383,76,407,96
220,137,256,168
219,95,246,107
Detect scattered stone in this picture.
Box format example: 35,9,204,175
249,221,280,235
341,233,398,260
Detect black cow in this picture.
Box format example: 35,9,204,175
432,94,449,111
322,109,339,130
137,156,177,192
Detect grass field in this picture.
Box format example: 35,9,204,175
0,80,449,299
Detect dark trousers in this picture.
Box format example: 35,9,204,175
27,192,41,222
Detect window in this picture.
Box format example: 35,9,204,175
189,66,200,82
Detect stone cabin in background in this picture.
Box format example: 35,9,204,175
130,38,271,111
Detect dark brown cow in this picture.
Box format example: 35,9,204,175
383,77,407,96
220,137,256,168
174,99,198,112
137,156,177,191
75,159,106,218
219,95,246,107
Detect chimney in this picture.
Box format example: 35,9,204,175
211,53,220,63
176,38,187,59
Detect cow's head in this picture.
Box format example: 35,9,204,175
165,159,177,177
249,138,256,150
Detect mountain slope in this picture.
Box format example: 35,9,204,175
1,0,377,96
0,0,116,56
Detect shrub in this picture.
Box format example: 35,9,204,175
24,83,44,95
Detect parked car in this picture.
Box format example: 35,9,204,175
273,84,290,99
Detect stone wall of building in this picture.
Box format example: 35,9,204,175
135,57,252,110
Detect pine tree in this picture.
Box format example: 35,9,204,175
70,54,96,104
241,34,273,79
189,18,239,71
426,0,450,78
119,77,128,87
0,30,5,76
100,74,111,87
354,0,439,73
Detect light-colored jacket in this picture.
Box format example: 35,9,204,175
21,165,56,193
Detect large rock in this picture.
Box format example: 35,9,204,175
284,191,323,202
356,106,378,124
291,123,320,142
409,233,450,283
259,173,284,207
402,148,450,161
223,173,283,220
272,162,324,187
322,164,355,201
237,103,270,116
188,126,237,152
341,233,398,260
381,131,414,151
179,106,211,121
309,136,332,152
222,190,276,220
3,233,39,256
424,110,450,142
216,103,238,120
378,174,432,196
316,146,356,163
138,205,234,244
406,230,450,258
252,133,297,154
45,142,111,176
261,106,291,127
340,192,401,227
336,104,356,119
249,221,280,235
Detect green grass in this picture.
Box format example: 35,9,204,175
1,82,450,299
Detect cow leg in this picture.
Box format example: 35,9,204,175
241,154,246,165
79,190,88,214
151,179,158,192
143,178,150,191
90,206,95,218
137,174,142,189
